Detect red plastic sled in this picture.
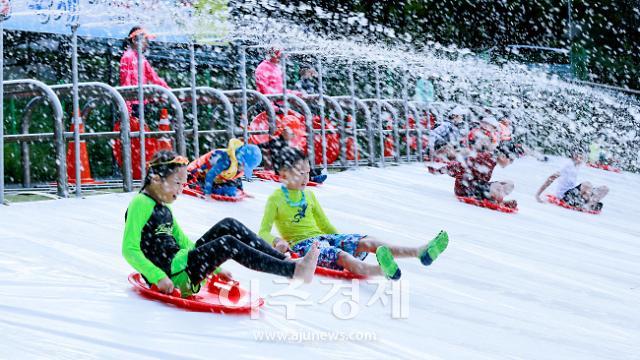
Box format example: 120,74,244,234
182,187,249,202
290,253,367,280
128,273,264,314
546,195,601,215
253,170,320,187
587,163,621,173
314,265,368,280
211,191,249,202
456,196,518,213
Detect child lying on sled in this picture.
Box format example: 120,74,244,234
429,139,520,208
185,138,262,197
535,149,609,211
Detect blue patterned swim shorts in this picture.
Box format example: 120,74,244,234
291,233,368,270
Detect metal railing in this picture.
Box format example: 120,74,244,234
173,86,235,153
223,89,278,140
52,82,133,193
264,93,316,167
3,79,67,198
361,99,401,166
116,84,186,157
332,96,375,167
302,94,347,168
3,79,489,202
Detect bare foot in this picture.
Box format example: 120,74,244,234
293,243,319,283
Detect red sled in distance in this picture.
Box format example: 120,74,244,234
546,195,601,215
128,273,264,314
253,169,321,187
586,163,621,173
456,196,518,214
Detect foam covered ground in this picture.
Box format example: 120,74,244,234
1,156,639,359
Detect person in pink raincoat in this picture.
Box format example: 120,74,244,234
255,48,285,95
120,27,169,91
114,26,170,180
254,48,303,97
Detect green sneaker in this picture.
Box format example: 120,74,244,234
419,230,449,266
376,246,401,280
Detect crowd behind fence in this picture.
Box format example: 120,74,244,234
3,77,494,202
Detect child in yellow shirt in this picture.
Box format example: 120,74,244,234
259,147,449,280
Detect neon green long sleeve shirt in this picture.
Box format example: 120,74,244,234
122,193,195,285
259,188,338,246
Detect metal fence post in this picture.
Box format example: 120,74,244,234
282,51,288,115
136,33,146,181
240,46,249,142
189,41,198,157
316,57,328,169
71,24,82,197
375,66,384,167
348,61,359,167
402,69,411,162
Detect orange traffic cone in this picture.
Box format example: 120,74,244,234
157,108,173,151
66,113,97,184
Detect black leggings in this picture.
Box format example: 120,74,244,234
185,218,295,284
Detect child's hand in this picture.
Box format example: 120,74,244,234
156,277,175,294
217,269,234,282
274,238,291,253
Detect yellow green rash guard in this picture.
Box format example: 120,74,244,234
122,193,219,291
259,188,338,246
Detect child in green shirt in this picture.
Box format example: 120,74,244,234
259,147,449,280
122,150,319,297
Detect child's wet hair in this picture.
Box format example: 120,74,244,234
141,150,187,190
274,147,308,175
